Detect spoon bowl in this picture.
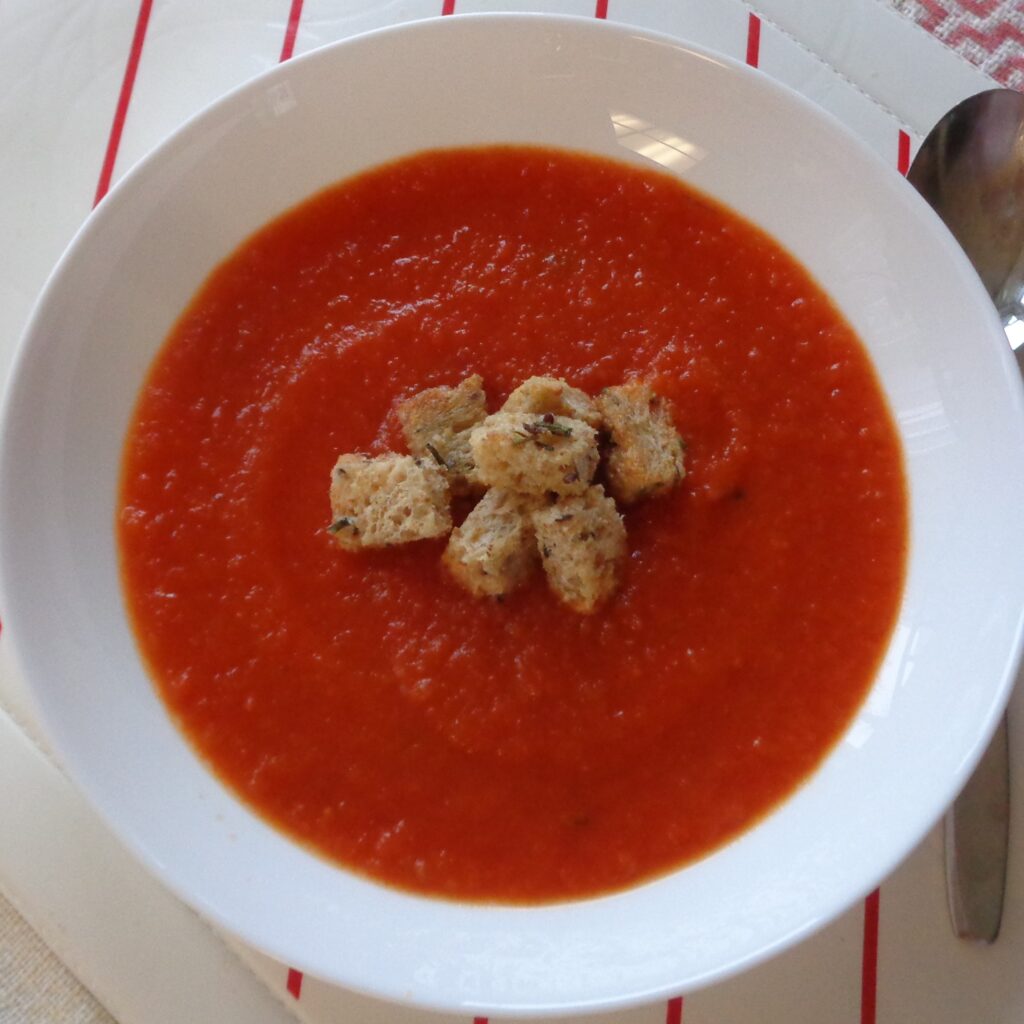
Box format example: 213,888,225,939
908,88,1024,351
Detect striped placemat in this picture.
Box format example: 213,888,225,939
0,3,1016,1023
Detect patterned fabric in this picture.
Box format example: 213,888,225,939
0,896,114,1024
891,0,1024,90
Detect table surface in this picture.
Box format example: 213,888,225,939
0,2,1020,1023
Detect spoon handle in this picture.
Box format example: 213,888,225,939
944,712,1010,942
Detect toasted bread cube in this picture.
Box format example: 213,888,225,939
596,382,685,504
396,374,487,495
501,376,602,429
532,486,626,613
328,453,451,550
469,412,599,496
443,489,543,598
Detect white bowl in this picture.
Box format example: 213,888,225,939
2,13,1024,1017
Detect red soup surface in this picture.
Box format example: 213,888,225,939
119,146,907,902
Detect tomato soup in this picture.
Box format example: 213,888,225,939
118,147,907,902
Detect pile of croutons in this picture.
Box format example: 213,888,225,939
328,375,685,613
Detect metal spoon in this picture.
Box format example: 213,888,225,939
907,87,1024,943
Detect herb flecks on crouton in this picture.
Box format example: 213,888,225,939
443,489,543,598
329,453,451,550
396,374,487,495
533,486,626,613
469,412,599,496
328,374,685,614
596,381,685,504
502,376,603,429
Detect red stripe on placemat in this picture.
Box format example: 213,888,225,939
472,1017,488,1024
279,0,305,62
93,0,154,206
666,995,684,1023
745,13,761,68
442,0,456,14
898,129,911,176
595,0,609,18
860,889,880,1024
286,968,303,999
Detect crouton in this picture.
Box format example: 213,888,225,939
596,381,685,504
469,412,599,496
328,453,451,550
443,489,544,598
396,374,487,495
501,376,602,429
532,486,626,613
